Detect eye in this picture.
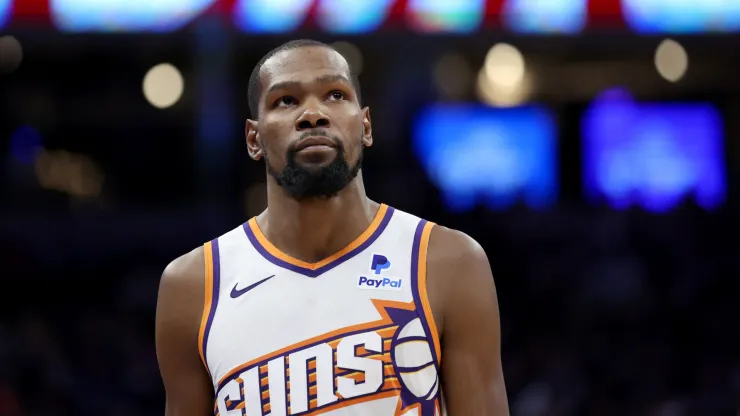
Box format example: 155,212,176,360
274,96,296,108
327,91,346,101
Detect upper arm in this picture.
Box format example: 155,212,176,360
427,226,509,415
155,247,214,416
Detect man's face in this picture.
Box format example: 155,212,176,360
246,46,372,200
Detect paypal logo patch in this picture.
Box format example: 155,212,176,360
357,276,403,291
370,254,391,274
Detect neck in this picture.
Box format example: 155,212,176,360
257,172,380,263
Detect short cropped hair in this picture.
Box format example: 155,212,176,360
248,39,362,119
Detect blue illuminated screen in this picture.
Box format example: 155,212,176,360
503,0,588,34
315,0,395,34
622,0,740,33
414,104,558,212
406,0,485,33
234,0,313,33
0,0,10,28
582,89,726,212
49,0,216,32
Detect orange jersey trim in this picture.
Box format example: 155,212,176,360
198,241,215,373
247,204,389,270
417,221,442,364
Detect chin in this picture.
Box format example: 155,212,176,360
293,153,343,172
294,150,339,166
296,159,336,171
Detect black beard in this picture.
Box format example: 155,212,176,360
265,135,363,201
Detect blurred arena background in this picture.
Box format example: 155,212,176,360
1,0,740,415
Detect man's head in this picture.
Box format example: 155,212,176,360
246,40,372,201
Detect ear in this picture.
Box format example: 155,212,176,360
361,107,373,148
245,119,263,160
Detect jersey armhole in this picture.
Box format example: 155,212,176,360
413,220,442,365
198,239,220,376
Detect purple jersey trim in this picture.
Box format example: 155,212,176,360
242,207,395,277
410,219,441,369
402,219,442,415
202,238,221,376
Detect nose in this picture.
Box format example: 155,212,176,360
295,101,330,130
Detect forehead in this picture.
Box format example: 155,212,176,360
260,46,351,88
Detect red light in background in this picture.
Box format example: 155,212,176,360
12,0,51,25
588,0,624,28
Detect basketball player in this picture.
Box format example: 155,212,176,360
156,40,509,416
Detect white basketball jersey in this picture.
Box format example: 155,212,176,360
198,204,447,416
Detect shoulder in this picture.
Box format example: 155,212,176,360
157,246,207,331
160,246,206,297
156,246,216,412
426,224,491,278
163,245,206,279
424,226,508,414
424,225,496,331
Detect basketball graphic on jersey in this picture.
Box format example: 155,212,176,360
392,317,440,400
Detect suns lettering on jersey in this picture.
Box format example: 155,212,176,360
212,300,441,416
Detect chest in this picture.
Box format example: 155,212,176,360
208,252,416,374
201,213,446,415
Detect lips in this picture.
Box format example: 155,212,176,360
294,136,337,151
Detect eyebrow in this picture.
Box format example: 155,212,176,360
266,74,351,94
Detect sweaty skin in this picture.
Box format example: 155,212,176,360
155,44,509,416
